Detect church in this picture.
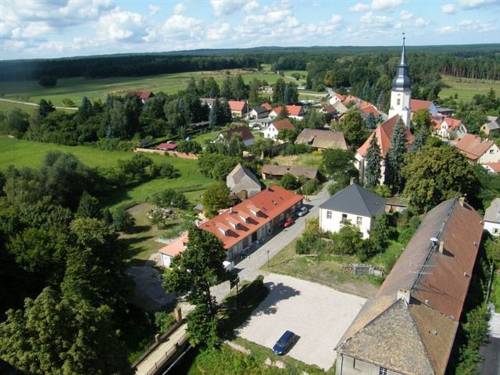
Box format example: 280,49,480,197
355,37,414,185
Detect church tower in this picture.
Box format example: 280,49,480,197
388,35,411,127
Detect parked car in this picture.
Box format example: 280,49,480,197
297,206,308,217
272,330,297,355
283,216,295,228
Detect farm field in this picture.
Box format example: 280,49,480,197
439,75,500,101
0,136,212,209
0,68,298,108
271,150,324,168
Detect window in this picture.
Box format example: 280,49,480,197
397,99,401,105
356,216,362,226
379,367,388,375
326,210,332,219
341,213,348,223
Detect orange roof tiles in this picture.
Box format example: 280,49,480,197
272,118,295,131
158,231,188,257
272,105,303,117
485,162,500,173
455,134,495,161
410,99,433,112
199,185,303,249
443,117,462,130
261,102,272,111
357,115,415,158
228,100,247,112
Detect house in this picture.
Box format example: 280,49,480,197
356,115,415,184
228,100,248,118
226,163,262,199
248,105,270,120
328,91,346,105
295,128,348,150
384,196,408,213
129,90,154,104
156,141,177,151
269,105,304,120
199,185,303,260
434,117,467,139
261,164,318,180
319,183,385,239
484,198,500,236
335,198,483,375
220,125,255,147
261,102,273,111
200,97,216,109
484,162,500,174
481,116,499,136
455,134,500,165
320,104,337,116
410,98,438,115
263,118,295,140
436,106,454,117
332,101,349,115
158,231,188,268
341,95,383,120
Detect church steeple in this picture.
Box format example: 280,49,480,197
388,34,412,127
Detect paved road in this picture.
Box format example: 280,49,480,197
480,310,500,375
0,97,78,111
211,186,330,302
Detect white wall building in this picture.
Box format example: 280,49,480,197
319,184,385,239
388,37,411,128
484,198,500,237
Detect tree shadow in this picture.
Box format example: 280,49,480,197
252,282,301,316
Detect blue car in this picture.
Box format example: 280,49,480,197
272,330,297,355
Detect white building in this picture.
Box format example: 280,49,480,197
319,183,385,239
388,37,411,128
484,198,500,237
435,117,467,140
455,134,500,165
158,232,188,268
263,118,294,141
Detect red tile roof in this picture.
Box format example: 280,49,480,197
159,231,188,257
129,90,153,102
156,142,177,151
359,102,380,116
199,185,303,249
228,100,247,112
485,162,500,173
357,115,415,158
410,99,433,112
272,105,303,117
261,102,272,111
272,118,295,131
443,117,463,130
455,134,495,161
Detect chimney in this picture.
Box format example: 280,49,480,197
438,240,445,254
459,196,465,207
397,288,411,304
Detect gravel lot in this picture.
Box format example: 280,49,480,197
236,273,366,370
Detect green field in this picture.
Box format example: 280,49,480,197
0,69,291,108
439,75,500,101
0,136,212,208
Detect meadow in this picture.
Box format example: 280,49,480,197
0,68,299,108
439,75,500,101
0,136,212,209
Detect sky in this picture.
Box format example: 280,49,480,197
0,0,499,60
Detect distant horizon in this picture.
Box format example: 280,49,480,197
1,0,499,60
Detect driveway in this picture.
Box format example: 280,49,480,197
480,309,500,375
236,273,366,370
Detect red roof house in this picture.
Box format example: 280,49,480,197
129,90,154,103
410,99,434,113
455,134,499,163
227,100,248,117
158,231,188,267
156,141,177,151
270,105,304,119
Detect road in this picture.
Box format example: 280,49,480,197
480,309,500,375
0,97,78,111
211,186,330,302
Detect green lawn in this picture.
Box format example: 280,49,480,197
262,239,379,298
0,69,289,108
0,99,38,113
439,75,500,102
271,150,324,168
0,136,212,209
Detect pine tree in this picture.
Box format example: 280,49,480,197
221,76,232,99
365,135,382,188
385,119,407,193
248,79,260,107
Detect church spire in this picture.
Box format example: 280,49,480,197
391,33,411,92
400,33,407,66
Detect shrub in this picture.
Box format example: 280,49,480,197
152,189,189,209
327,180,348,196
330,224,363,255
177,140,202,154
301,179,319,195
112,207,135,232
158,162,180,178
280,173,300,190
154,311,176,333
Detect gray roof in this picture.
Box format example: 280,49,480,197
483,116,499,130
320,183,385,217
226,164,261,193
484,198,500,224
392,37,411,92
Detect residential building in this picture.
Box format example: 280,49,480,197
248,105,270,119
434,117,467,139
200,97,216,109
455,134,500,165
484,162,500,174
481,116,499,136
156,141,177,151
319,183,385,239
332,101,349,115
222,125,255,147
128,90,154,104
484,198,500,236
199,185,303,260
355,115,415,184
436,106,454,117
263,118,294,140
269,105,304,120
388,37,411,128
158,231,188,268
384,197,408,213
228,100,248,118
295,128,348,150
336,198,483,375
410,98,438,116
261,102,273,111
226,163,262,199
328,91,347,105
261,164,318,180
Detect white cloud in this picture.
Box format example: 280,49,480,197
458,19,497,31
360,11,393,29
160,14,203,40
173,3,185,14
148,4,160,15
400,10,412,20
459,0,499,9
243,0,259,12
349,2,370,12
371,0,403,10
207,22,231,41
438,25,458,33
441,3,457,13
414,17,430,27
97,9,146,42
210,0,246,16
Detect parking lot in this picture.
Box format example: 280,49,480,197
236,273,366,370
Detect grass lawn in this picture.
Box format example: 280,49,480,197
262,239,379,298
0,136,212,209
439,75,500,102
271,150,324,168
0,69,291,108
0,99,38,113
493,271,500,312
